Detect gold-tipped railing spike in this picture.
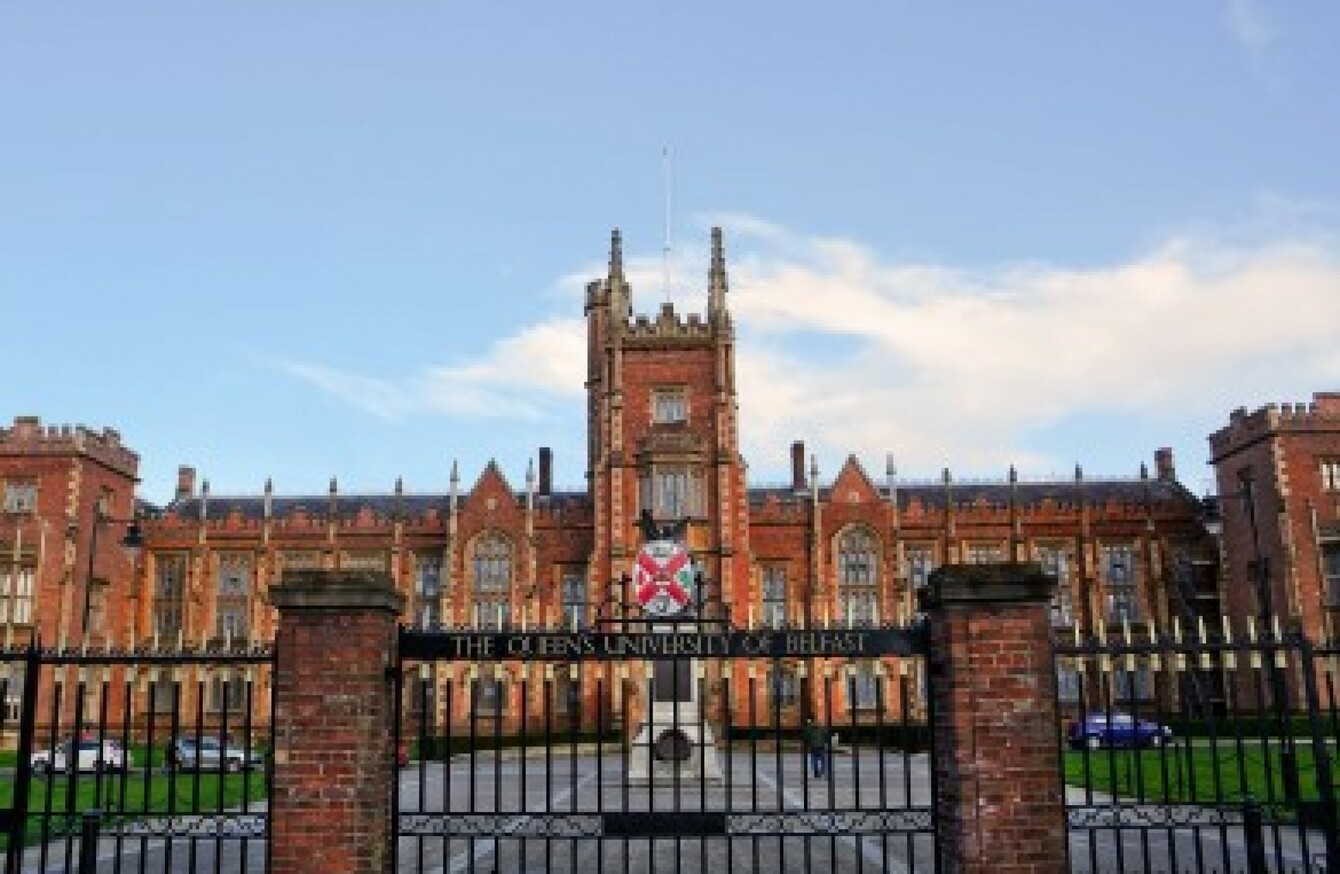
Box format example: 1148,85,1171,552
419,662,430,681
1248,616,1263,669
1097,620,1111,675
1197,617,1212,669
1173,617,1187,673
1222,616,1236,671
1123,619,1137,673
747,663,757,681
1272,616,1287,669
1148,625,1161,673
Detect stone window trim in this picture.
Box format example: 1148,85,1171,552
761,565,787,627
846,661,883,710
471,531,513,628
1320,458,1340,493
836,526,880,626
3,481,38,515
651,386,689,425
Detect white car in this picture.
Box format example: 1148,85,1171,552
30,738,132,774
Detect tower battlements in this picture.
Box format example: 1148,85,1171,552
624,302,719,342
1210,392,1340,459
0,415,140,477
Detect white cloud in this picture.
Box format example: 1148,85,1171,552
280,215,1340,480
724,222,1340,475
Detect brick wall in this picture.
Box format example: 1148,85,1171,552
269,570,404,874
924,563,1067,873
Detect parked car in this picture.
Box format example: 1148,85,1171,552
167,736,265,772
30,738,131,774
1068,713,1173,749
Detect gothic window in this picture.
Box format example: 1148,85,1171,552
414,553,443,629
1056,665,1081,702
150,676,178,714
652,388,688,424
153,554,187,638
340,551,387,571
554,667,582,714
761,566,787,627
208,675,248,713
472,532,512,628
769,663,799,708
964,542,1004,564
1103,543,1140,623
1322,543,1340,608
278,550,322,571
0,565,34,625
847,661,881,709
1035,544,1074,627
641,467,704,520
561,572,587,630
905,544,936,590
3,481,36,514
837,527,879,625
216,553,251,640
474,671,506,714
1321,459,1340,492
1112,666,1153,702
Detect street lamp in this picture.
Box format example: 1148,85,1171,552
79,508,144,637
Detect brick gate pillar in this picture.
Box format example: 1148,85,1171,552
269,570,404,874
922,564,1067,874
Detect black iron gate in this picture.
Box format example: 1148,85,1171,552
395,616,936,874
1056,627,1339,874
0,639,275,874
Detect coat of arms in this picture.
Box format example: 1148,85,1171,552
634,540,695,617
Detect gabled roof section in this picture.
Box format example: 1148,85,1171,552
829,454,882,504
469,459,518,502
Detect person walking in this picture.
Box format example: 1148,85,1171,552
804,718,828,778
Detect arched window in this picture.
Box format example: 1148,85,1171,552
471,532,512,628
837,527,879,625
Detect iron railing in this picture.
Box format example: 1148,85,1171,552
1056,626,1338,874
0,639,275,874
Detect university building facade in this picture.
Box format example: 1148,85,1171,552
12,229,1336,731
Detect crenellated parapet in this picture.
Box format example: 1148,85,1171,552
0,415,139,478
622,301,721,346
1210,392,1340,461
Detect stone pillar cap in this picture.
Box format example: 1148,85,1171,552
920,562,1056,608
268,569,406,613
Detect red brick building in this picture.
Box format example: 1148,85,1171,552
4,229,1225,729
1209,394,1340,650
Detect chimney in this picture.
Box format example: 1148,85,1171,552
1154,448,1176,482
176,466,197,500
538,447,553,497
791,441,806,492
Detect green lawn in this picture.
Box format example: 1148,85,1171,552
1064,740,1337,808
0,770,268,848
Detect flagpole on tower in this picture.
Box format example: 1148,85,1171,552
662,145,672,303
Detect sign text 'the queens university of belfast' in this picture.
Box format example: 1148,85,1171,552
399,628,923,661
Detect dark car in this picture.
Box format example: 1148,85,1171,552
1068,713,1173,750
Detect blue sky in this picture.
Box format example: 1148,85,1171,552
4,2,1338,503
